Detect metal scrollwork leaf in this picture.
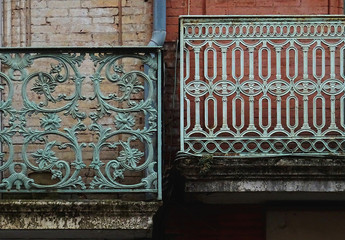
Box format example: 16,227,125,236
50,63,65,82
118,72,144,102
61,53,85,67
40,113,61,131
31,141,59,170
0,53,33,70
31,72,58,105
117,141,144,168
114,113,135,130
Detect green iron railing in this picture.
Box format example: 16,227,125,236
0,47,162,198
180,16,345,157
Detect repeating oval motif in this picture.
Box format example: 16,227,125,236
240,80,264,96
321,79,344,95
185,81,209,97
213,80,236,96
267,80,290,96
294,79,317,95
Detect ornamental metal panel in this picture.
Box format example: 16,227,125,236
180,16,345,156
0,47,162,198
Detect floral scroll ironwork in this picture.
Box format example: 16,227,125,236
0,47,162,197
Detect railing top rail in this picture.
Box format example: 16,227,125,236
180,15,345,21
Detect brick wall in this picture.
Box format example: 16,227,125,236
3,0,152,47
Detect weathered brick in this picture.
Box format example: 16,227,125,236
56,24,117,33
273,0,301,7
32,8,69,17
122,23,147,32
89,7,119,16
31,33,47,42
47,0,81,9
31,17,47,25
255,0,274,7
122,7,143,15
46,17,92,25
31,25,57,33
31,0,47,8
92,32,118,45
93,16,115,24
69,9,89,16
47,33,93,43
81,0,125,8
122,15,149,24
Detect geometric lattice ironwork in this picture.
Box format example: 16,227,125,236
180,16,345,156
0,47,162,198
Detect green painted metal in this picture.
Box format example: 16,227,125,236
0,47,162,196
180,16,345,156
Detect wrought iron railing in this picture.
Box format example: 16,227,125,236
0,47,162,198
180,16,345,157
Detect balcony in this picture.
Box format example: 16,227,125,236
0,47,162,199
177,16,345,197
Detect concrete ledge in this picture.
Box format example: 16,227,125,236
0,230,153,239
0,200,161,230
185,180,345,192
174,157,345,193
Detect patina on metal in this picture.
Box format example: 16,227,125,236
0,47,162,198
180,16,345,156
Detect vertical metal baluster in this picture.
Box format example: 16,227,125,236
303,46,309,80
302,45,311,130
275,46,283,130
193,46,202,131
232,42,245,135
194,46,201,81
180,24,185,151
329,46,337,129
221,46,230,130
247,46,256,131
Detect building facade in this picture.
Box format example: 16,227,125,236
0,0,345,239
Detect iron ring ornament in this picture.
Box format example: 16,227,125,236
267,80,290,96
213,80,236,96
321,79,345,95
240,80,263,96
0,47,161,194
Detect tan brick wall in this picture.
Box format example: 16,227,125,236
3,0,153,47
